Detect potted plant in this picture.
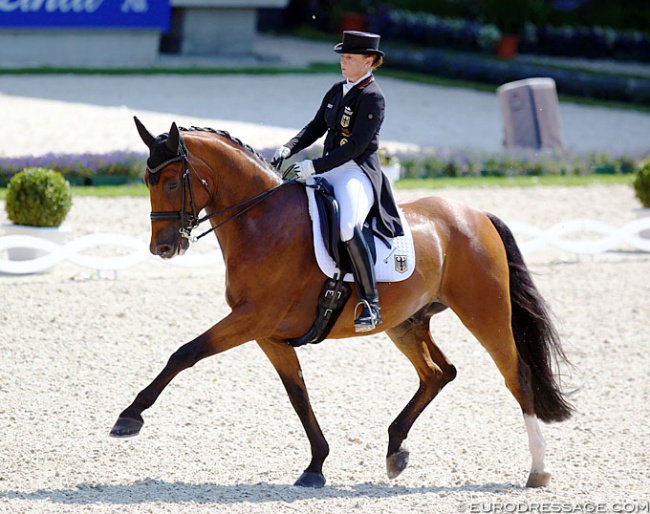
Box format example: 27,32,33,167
480,0,529,59
3,167,73,263
337,0,369,32
633,158,650,238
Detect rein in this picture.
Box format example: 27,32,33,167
148,141,294,243
190,180,290,242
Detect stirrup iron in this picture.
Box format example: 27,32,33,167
353,299,382,333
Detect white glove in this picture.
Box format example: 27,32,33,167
272,146,291,163
293,160,315,182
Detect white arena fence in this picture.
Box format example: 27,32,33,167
1,217,650,276
508,217,650,255
0,233,221,277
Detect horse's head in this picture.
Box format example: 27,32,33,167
135,116,211,259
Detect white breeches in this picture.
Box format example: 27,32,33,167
320,161,375,242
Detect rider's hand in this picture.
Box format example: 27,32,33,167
292,160,315,182
271,146,291,166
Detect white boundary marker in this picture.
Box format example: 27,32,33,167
510,217,650,255
0,233,222,275
1,218,649,275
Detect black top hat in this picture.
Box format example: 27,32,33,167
334,31,385,57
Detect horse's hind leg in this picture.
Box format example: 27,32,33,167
257,339,329,488
523,411,551,487
385,306,457,479
444,259,551,487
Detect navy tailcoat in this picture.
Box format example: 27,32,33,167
285,75,404,239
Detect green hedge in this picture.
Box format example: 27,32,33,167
395,147,645,179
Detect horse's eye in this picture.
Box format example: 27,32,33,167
166,180,180,192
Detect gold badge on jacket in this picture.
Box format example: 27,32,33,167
340,128,352,146
341,106,353,128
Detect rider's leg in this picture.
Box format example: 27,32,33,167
344,227,382,331
322,163,380,331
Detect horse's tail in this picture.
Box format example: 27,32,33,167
486,212,574,423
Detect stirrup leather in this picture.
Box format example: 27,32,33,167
353,299,382,332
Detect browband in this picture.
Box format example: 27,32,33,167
147,155,184,174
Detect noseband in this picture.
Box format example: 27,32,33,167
147,136,294,243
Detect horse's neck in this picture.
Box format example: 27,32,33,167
210,180,301,264
202,136,281,209
200,138,284,241
215,168,281,214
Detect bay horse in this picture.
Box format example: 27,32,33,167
110,118,573,489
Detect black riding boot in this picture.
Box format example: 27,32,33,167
344,228,382,332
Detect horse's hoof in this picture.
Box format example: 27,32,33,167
109,417,144,438
386,448,410,479
294,471,326,488
526,471,552,488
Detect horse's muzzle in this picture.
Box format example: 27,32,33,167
150,229,189,259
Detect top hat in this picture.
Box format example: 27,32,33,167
334,31,385,57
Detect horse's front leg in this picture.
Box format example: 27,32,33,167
257,339,329,488
110,310,255,438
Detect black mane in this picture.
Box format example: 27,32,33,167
180,126,269,164
146,126,273,186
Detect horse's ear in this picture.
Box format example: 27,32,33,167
134,116,155,148
166,122,180,153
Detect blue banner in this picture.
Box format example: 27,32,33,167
0,0,171,29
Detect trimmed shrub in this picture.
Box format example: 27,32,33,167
5,168,73,227
633,159,650,208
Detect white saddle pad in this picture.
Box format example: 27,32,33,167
305,183,415,283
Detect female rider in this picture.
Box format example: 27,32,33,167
273,30,404,332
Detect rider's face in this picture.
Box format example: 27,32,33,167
340,53,373,82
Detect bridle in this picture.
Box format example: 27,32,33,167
147,137,294,243
147,140,209,242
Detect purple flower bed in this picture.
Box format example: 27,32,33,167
0,151,147,187
266,144,647,179
1,146,647,187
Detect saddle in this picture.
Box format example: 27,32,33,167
311,176,378,271
286,177,373,347
286,176,415,347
